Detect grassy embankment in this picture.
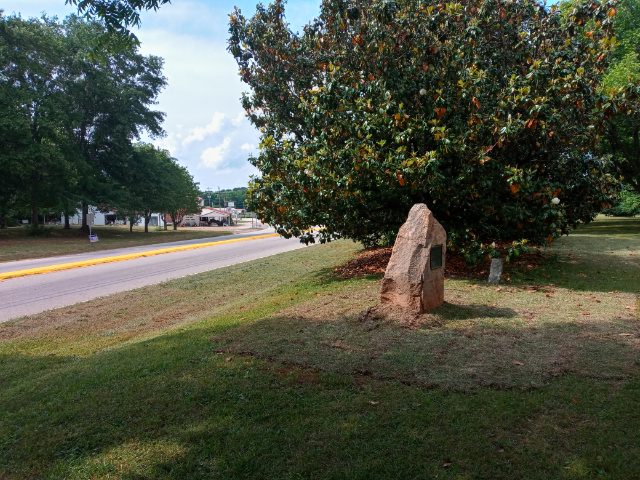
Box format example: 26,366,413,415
0,217,638,479
0,226,232,263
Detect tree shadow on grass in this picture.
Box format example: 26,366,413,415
509,250,640,294
312,266,383,287
573,218,640,236
506,218,640,294
316,218,640,295
212,293,639,393
436,302,517,321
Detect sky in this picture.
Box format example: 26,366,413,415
3,0,321,191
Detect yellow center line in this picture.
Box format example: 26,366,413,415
0,233,280,282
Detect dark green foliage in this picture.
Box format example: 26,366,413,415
600,0,640,193
60,16,166,228
605,86,640,193
118,143,200,232
202,187,248,208
67,0,171,33
605,185,640,215
230,0,620,249
0,16,74,226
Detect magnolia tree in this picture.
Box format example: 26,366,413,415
230,0,620,256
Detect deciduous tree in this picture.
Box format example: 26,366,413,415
230,0,620,254
600,0,640,193
0,15,76,228
0,14,166,230
60,16,166,231
66,0,171,34
119,144,198,232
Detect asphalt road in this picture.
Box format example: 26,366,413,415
0,229,276,274
0,232,306,323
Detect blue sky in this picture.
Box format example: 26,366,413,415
3,0,321,190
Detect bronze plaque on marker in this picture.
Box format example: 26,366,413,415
430,245,443,270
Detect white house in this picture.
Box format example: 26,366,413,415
199,208,232,226
64,208,116,226
63,207,165,228
134,213,166,228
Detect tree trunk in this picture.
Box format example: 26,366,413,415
144,211,150,233
163,214,168,231
62,200,71,229
129,216,134,233
30,196,39,227
171,212,178,231
81,201,89,233
633,126,640,175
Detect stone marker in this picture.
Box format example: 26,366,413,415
487,258,503,284
380,204,446,314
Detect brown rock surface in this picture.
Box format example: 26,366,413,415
380,204,446,313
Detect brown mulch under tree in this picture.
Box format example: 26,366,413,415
334,247,544,280
333,247,393,279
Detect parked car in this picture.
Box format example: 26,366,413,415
181,215,199,227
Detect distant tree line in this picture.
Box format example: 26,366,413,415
0,14,200,232
201,188,248,209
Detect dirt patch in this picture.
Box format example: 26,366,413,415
213,278,640,391
445,253,490,279
333,247,544,281
333,247,392,278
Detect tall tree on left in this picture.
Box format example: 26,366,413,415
0,15,76,228
67,0,171,34
0,14,166,230
60,16,166,231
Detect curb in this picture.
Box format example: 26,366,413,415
0,233,280,282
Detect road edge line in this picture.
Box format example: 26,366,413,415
0,233,281,281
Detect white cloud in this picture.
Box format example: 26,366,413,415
200,137,232,169
240,143,255,152
155,135,179,154
231,111,246,126
182,112,226,146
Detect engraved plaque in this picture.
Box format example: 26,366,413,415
430,245,443,270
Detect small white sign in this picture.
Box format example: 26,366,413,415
89,234,99,243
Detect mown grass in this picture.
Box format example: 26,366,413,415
0,217,638,479
0,225,232,263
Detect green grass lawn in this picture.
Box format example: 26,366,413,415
0,226,232,263
0,217,638,479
